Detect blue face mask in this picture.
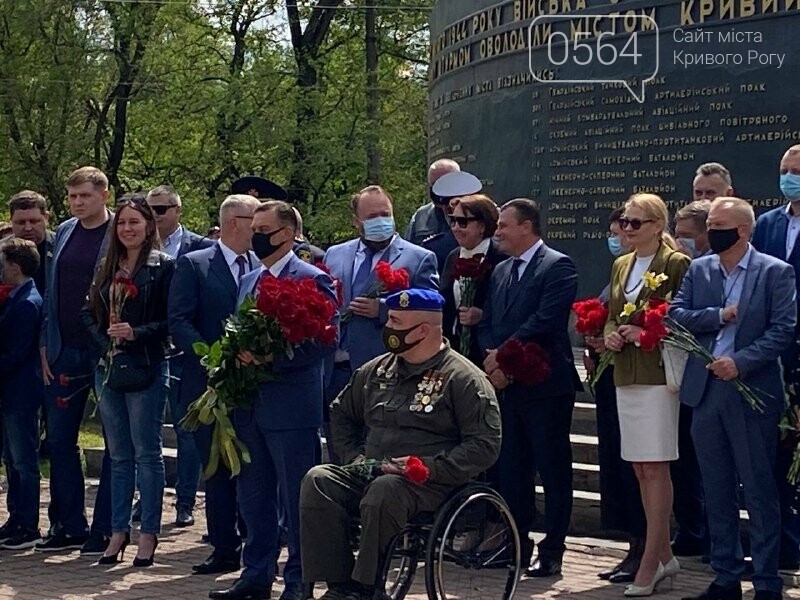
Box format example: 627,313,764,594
781,173,800,202
362,216,395,242
607,235,624,257
677,237,699,258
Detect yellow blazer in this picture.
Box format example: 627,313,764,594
604,242,690,387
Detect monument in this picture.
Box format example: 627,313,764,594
429,0,800,294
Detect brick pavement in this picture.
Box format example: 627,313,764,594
1,481,799,599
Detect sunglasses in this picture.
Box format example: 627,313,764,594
448,215,480,228
149,204,178,216
619,218,654,231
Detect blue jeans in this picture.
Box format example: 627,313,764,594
97,361,169,535
2,408,41,530
168,359,201,510
45,346,97,536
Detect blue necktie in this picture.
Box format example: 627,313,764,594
235,255,248,283
352,246,377,298
509,259,524,286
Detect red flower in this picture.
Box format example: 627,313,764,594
404,456,430,485
59,374,70,387
496,339,552,386
56,396,68,409
453,255,493,280
126,284,138,299
375,261,410,293
572,298,609,336
637,300,670,352
314,262,331,275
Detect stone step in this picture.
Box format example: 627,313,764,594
571,402,597,436
570,433,600,465
163,423,177,449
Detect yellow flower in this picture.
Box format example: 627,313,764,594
620,303,636,318
643,271,669,291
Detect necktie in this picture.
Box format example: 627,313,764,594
509,258,524,286
235,255,248,283
352,246,377,298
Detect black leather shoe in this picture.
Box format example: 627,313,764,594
598,564,621,580
279,582,313,600
608,570,637,584
193,552,240,575
209,579,271,599
682,582,742,600
753,592,783,600
175,506,195,527
525,557,562,578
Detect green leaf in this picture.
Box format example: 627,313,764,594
193,341,210,357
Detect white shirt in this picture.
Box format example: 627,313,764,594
623,254,656,304
785,204,800,259
351,236,395,285
218,241,253,281
267,250,294,278
513,239,544,281
163,225,184,258
453,238,491,310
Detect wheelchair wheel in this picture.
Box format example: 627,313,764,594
375,528,424,600
424,487,521,600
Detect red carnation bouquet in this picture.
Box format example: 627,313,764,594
182,274,337,476
341,260,410,322
496,338,551,386
344,455,430,485
572,298,609,337
453,254,493,356
101,276,139,387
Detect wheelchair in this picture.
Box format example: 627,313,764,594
372,483,522,600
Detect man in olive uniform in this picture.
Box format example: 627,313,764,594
299,289,502,600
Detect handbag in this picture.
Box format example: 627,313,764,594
105,352,157,394
661,342,689,393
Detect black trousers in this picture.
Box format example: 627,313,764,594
594,367,646,537
495,390,574,563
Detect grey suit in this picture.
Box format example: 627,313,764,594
669,247,796,593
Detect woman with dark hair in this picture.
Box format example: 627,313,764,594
440,194,507,365
81,199,174,567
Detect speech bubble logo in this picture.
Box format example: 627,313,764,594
528,14,659,104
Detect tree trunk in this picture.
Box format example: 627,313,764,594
365,0,380,185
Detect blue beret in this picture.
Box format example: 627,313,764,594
386,289,445,312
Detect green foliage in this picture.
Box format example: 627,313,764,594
0,0,435,241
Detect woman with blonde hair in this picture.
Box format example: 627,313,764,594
604,193,690,596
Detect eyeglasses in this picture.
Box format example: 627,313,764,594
148,204,178,216
619,218,655,231
448,215,480,228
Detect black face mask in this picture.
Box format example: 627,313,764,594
429,188,448,206
252,228,285,260
708,227,740,254
382,323,424,354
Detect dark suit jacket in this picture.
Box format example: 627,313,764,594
441,240,507,364
237,254,339,431
0,279,44,412
168,243,259,406
177,227,214,258
477,243,581,400
669,248,796,412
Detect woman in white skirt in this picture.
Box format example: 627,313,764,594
604,193,690,596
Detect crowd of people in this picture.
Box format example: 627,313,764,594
0,144,799,600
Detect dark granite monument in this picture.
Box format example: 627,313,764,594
429,0,800,294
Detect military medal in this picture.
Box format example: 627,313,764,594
424,405,433,413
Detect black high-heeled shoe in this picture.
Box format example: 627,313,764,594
98,533,130,565
132,536,158,567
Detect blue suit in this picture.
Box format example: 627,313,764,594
477,243,580,565
40,212,114,538
1,280,44,531
752,205,800,566
234,254,338,586
168,243,258,556
176,227,214,258
323,235,438,370
669,248,796,593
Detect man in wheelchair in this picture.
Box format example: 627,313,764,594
299,289,502,600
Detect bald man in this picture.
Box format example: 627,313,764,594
299,289,501,600
752,144,800,570
671,198,796,600
405,159,461,271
